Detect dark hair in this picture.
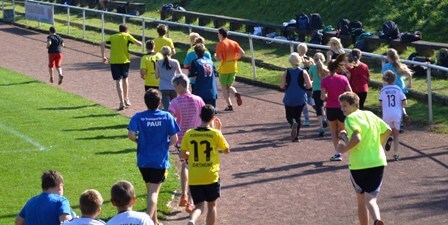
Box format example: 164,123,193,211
194,36,205,45
194,43,206,58
144,88,161,110
157,24,167,36
200,104,215,123
110,180,134,207
79,189,103,216
119,24,128,32
218,28,228,38
339,92,360,108
49,26,56,34
351,49,361,62
145,40,155,51
41,170,64,190
328,53,347,73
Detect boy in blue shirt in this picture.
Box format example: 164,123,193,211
16,170,73,225
128,89,180,225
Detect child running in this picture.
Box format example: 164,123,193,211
379,70,407,161
297,43,315,127
348,48,370,110
308,52,329,137
155,46,182,111
280,52,312,142
140,40,163,91
64,189,105,225
47,26,65,85
179,105,230,225
337,92,391,225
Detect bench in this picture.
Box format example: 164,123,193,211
106,1,146,15
409,40,448,57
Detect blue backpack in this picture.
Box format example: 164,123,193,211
296,13,309,30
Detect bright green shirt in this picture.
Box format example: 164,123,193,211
106,32,138,64
345,110,390,170
140,53,163,87
154,36,175,53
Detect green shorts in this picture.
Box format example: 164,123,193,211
219,73,236,86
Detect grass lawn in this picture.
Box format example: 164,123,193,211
0,68,178,223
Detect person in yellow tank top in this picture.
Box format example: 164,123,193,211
337,92,391,225
180,105,229,225
215,28,245,111
140,40,163,91
153,24,176,55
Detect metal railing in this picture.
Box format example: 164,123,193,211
4,0,448,123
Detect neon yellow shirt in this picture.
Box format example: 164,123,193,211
345,110,390,170
106,32,138,64
154,36,175,53
140,53,163,87
181,127,229,185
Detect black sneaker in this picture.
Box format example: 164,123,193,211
322,119,328,128
330,154,342,161
291,122,299,141
394,155,400,161
385,136,393,151
224,105,233,111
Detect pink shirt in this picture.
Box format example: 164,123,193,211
168,93,205,144
321,74,350,108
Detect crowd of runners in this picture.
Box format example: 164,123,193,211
16,23,415,225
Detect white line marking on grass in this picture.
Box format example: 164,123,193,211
0,149,42,153
0,123,48,151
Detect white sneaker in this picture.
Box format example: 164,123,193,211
330,154,342,161
124,99,132,107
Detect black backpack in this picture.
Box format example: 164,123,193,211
337,18,351,36
350,28,365,43
310,30,323,44
400,32,422,43
309,13,323,30
348,21,362,32
296,13,309,30
382,21,400,40
438,48,448,67
408,52,435,77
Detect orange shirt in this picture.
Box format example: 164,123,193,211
215,38,242,74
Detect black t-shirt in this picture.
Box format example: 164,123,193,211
47,34,63,54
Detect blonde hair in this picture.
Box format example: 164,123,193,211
288,52,302,67
386,48,412,76
189,32,200,45
329,37,345,54
314,52,329,78
297,43,308,56
339,92,360,108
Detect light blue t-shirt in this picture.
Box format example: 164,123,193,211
308,65,321,91
128,110,180,169
19,192,71,225
381,63,408,94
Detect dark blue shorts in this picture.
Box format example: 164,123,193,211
110,63,130,80
139,167,167,184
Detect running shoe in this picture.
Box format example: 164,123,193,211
118,102,125,111
291,122,299,141
124,99,132,107
185,203,195,213
224,105,233,111
374,220,385,225
318,127,325,137
303,121,310,127
330,154,342,161
322,119,328,128
187,221,195,225
179,194,188,207
394,155,400,161
58,74,64,85
385,136,393,151
235,93,243,106
49,76,54,83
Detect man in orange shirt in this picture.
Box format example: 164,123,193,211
215,28,245,111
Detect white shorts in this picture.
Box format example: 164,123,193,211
383,116,401,129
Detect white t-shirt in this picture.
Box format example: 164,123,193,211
63,217,106,225
105,211,154,225
379,84,406,121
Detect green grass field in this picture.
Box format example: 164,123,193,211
0,67,178,223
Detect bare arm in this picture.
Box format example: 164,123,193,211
59,214,72,223
15,216,25,225
100,42,108,64
46,40,51,49
169,134,178,147
140,69,146,80
280,71,287,89
128,130,137,143
303,71,312,89
321,87,327,101
337,131,361,154
134,40,142,47
345,83,352,92
236,47,245,60
179,150,189,159
402,99,407,107
155,63,160,79
379,128,392,145
175,60,182,74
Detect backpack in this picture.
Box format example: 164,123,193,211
296,13,309,30
337,18,351,36
348,21,362,32
400,32,422,43
353,31,372,51
350,28,365,43
382,21,400,40
310,30,323,45
437,48,448,67
309,13,324,30
408,52,435,77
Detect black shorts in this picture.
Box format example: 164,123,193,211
139,168,168,184
326,107,345,122
110,63,130,80
189,181,221,204
350,166,384,196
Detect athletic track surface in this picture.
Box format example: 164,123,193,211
1,23,447,225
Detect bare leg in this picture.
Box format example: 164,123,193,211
317,115,323,129
181,162,188,196
221,84,231,106
122,77,129,101
328,120,339,151
228,85,237,95
365,192,381,222
206,201,217,225
357,193,369,225
56,67,63,76
189,202,204,224
145,182,162,224
115,79,124,103
392,128,400,155
49,68,54,82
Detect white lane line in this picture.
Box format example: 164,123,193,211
0,123,47,151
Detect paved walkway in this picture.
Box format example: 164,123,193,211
1,23,447,225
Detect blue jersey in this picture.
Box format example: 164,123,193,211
128,110,180,169
19,192,71,225
283,67,306,106
189,56,218,100
381,63,408,94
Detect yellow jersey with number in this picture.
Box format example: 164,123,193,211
181,127,229,185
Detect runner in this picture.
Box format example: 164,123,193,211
47,26,65,85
